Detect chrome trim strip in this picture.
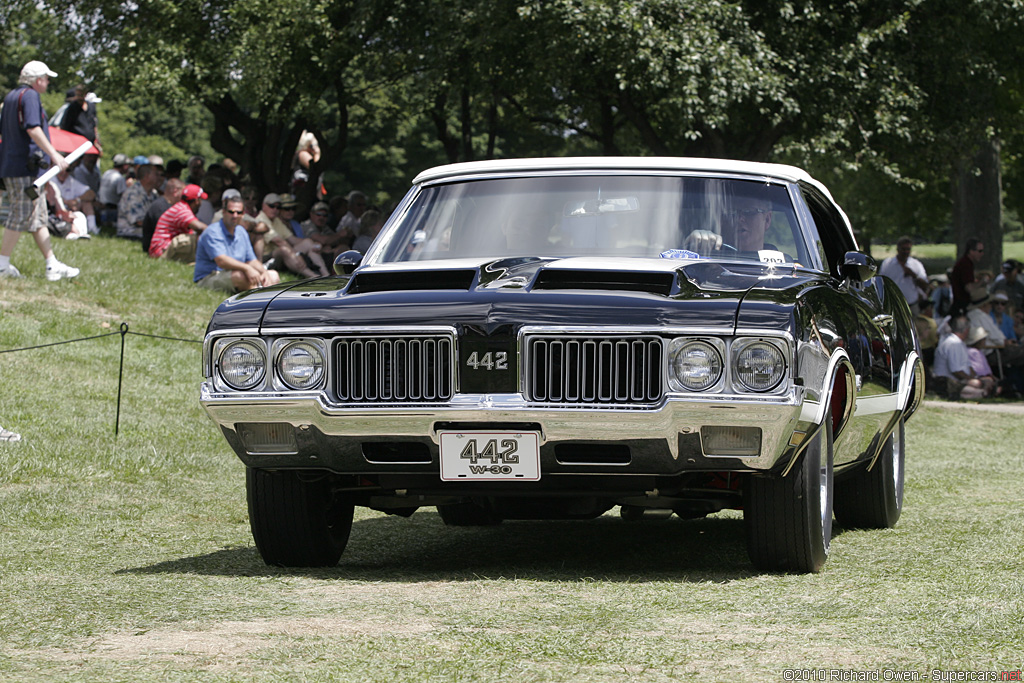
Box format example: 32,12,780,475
852,393,900,417
201,384,805,471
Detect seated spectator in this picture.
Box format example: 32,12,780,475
149,183,207,261
991,260,1024,312
52,163,98,235
164,159,184,181
142,178,184,254
211,188,253,228
195,174,223,225
931,272,952,320
194,197,280,293
336,190,367,243
965,326,999,397
353,209,384,254
98,153,130,226
117,163,162,239
258,193,328,278
72,152,101,196
186,155,205,186
301,200,349,264
967,290,1024,374
990,292,1016,340
279,194,304,237
44,179,90,240
328,195,348,230
914,298,939,369
933,315,986,400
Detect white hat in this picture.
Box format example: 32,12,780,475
85,92,102,103
20,60,58,82
966,326,988,346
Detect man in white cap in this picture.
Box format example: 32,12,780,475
0,61,80,280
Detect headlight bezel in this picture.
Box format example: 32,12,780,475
731,337,788,393
215,338,268,391
273,338,328,391
667,337,726,392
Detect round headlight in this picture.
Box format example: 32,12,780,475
735,341,786,392
219,340,266,391
670,340,723,391
277,341,325,390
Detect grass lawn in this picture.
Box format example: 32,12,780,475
2,235,1023,681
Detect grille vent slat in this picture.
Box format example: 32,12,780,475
527,336,663,406
335,336,453,403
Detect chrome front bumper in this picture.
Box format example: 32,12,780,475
201,383,810,473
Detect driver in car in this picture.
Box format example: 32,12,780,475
683,195,774,256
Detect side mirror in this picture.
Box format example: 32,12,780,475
333,250,363,275
841,251,876,282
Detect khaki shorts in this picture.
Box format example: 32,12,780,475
2,177,48,233
196,269,238,293
161,232,197,263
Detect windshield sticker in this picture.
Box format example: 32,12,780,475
758,250,786,264
660,249,701,260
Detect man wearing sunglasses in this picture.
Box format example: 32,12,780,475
194,197,279,293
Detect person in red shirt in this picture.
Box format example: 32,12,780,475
149,183,207,261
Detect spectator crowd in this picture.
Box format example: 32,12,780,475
1,60,389,296
895,236,1024,401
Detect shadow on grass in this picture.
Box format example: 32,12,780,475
121,510,761,582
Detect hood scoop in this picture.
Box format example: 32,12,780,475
532,269,676,296
348,269,476,294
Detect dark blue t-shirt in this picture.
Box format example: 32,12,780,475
0,85,50,178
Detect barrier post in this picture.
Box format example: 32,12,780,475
116,322,129,436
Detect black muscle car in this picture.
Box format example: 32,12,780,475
201,157,923,573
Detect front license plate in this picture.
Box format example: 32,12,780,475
439,431,541,482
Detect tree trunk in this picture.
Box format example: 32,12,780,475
952,138,1003,274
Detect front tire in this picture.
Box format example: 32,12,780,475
834,418,905,528
246,468,354,567
744,418,834,573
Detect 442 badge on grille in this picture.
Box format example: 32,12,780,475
439,431,541,481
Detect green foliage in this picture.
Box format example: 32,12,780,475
7,0,1024,245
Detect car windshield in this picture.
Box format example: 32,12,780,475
378,174,810,266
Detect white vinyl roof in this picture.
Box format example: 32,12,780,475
413,156,816,186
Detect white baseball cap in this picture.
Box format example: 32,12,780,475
20,61,58,81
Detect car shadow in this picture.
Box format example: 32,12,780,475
120,511,766,582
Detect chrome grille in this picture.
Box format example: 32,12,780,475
526,336,664,405
334,336,453,402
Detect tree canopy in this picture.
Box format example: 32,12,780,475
5,0,1023,255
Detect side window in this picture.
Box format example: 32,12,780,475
798,182,855,277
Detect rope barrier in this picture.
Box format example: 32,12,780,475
1,322,204,436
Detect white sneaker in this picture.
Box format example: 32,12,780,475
0,426,22,443
45,260,80,281
0,263,23,278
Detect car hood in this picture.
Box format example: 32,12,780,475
208,256,828,334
